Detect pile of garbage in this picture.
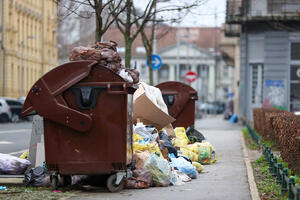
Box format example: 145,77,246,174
125,82,218,189
69,41,140,83
0,41,218,191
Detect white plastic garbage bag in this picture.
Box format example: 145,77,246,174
0,153,31,175
144,153,171,187
139,82,169,114
134,122,157,141
170,157,198,179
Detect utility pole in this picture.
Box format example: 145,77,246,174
20,41,24,97
1,0,6,96
176,22,180,81
214,7,218,103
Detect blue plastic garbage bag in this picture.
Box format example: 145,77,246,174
230,114,238,123
170,157,198,179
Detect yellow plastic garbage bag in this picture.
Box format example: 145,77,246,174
133,136,163,157
186,142,217,164
179,148,199,162
192,162,204,173
173,127,189,147
20,151,29,160
133,133,144,143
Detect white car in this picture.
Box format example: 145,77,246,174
0,98,12,122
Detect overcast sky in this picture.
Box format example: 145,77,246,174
134,0,226,27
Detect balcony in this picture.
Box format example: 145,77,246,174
226,0,300,24
224,24,241,37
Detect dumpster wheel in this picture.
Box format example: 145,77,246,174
106,174,124,192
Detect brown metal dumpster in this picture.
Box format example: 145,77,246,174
156,81,198,128
22,60,136,192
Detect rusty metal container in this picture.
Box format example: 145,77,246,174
156,81,198,128
22,61,135,192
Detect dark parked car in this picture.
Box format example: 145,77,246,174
0,97,23,122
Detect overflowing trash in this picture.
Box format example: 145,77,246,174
69,41,139,83
5,41,218,192
0,153,30,175
127,81,218,188
24,166,50,187
125,168,153,189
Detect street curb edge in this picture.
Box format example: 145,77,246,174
240,131,261,200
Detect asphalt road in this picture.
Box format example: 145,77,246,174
0,122,32,156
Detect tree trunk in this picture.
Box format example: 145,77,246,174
147,52,153,85
95,15,103,42
125,37,132,68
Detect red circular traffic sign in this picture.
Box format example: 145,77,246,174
184,71,197,83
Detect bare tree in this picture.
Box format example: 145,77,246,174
134,0,206,85
55,0,126,42
110,0,156,69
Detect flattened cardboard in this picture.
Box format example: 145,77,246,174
133,86,175,130
164,123,176,138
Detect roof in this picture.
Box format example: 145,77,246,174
102,26,221,56
58,25,221,62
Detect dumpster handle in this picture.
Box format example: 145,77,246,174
107,83,127,95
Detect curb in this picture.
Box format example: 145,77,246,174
240,132,261,200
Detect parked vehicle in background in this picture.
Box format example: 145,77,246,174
0,98,12,122
199,102,224,114
0,97,24,123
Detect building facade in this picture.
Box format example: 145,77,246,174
0,0,58,98
226,0,300,122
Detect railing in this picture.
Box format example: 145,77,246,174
226,0,300,23
246,124,261,145
246,125,300,200
262,144,300,200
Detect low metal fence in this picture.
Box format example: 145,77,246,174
246,124,261,145
246,125,300,199
262,144,300,200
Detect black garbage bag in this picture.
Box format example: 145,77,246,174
186,126,205,143
24,166,50,187
159,131,178,157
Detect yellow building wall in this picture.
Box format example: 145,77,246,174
0,0,57,98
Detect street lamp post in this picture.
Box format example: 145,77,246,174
20,35,36,97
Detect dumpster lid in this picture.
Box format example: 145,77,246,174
156,81,198,119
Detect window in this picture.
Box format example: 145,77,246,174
251,63,264,104
158,64,169,80
136,46,146,53
291,43,300,60
290,65,300,111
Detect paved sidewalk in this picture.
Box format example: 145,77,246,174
69,117,251,200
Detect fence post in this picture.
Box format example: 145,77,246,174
272,157,277,176
277,163,282,183
296,186,300,200
282,168,288,194
289,177,295,200
269,153,274,173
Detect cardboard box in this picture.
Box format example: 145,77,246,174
133,85,175,130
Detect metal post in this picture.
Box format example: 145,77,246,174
282,168,288,194
272,157,277,176
277,163,283,183
296,186,300,200
1,0,6,96
176,23,180,81
289,177,295,200
20,41,24,97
